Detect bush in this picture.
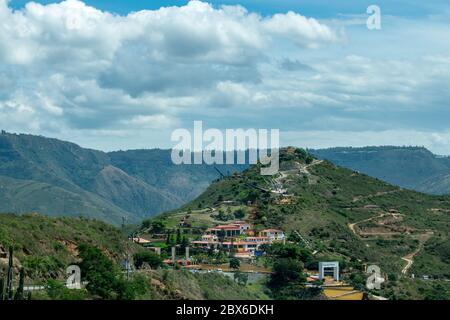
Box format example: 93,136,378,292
233,208,246,219
46,279,88,300
269,258,306,290
134,251,163,269
78,244,120,299
268,243,313,264
78,244,147,300
229,258,240,270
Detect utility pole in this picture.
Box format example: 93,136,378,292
172,247,176,267
185,247,190,265
6,247,14,300
125,228,132,281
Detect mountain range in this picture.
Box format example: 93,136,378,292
2,131,450,226
0,131,245,225
1,132,449,299
311,146,450,195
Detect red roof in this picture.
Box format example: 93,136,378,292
261,229,283,233
213,225,241,230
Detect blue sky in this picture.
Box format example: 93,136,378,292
9,0,450,17
1,0,450,154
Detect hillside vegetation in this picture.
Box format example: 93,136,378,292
311,146,450,195
156,147,450,299
0,213,263,300
0,213,132,279
0,132,245,225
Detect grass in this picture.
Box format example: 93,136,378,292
151,148,450,299
0,213,136,280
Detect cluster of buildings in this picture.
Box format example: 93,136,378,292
191,221,285,258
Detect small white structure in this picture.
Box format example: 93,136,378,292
259,229,285,242
319,261,339,281
201,234,218,242
234,221,252,233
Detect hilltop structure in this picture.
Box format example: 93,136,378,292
191,221,285,258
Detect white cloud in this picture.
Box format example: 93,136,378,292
0,0,450,154
0,0,337,68
263,11,339,48
0,0,339,137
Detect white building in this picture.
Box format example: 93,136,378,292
259,229,285,242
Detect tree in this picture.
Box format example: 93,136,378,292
217,210,227,221
246,190,260,203
349,272,366,291
269,258,306,290
151,220,165,234
141,219,152,229
234,208,246,219
229,258,240,270
6,246,13,300
133,251,163,269
13,269,24,300
77,244,143,300
268,243,313,264
0,277,4,301
217,229,226,243
181,236,189,249
78,244,119,299
176,229,182,245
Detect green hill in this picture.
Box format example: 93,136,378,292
0,132,245,225
310,146,450,195
156,147,450,299
0,175,132,224
0,213,265,300
0,213,131,279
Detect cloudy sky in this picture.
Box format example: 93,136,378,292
1,0,450,154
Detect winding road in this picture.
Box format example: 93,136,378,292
401,249,420,275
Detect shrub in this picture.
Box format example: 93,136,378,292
229,258,240,270
269,258,306,290
233,208,246,219
46,279,88,300
133,251,163,270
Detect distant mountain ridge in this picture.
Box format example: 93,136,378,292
0,131,246,225
310,146,450,195
2,132,450,225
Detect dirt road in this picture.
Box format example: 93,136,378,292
401,249,420,274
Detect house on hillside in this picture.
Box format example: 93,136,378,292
206,221,251,237
201,234,218,242
191,221,285,257
206,225,241,237
259,229,285,242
